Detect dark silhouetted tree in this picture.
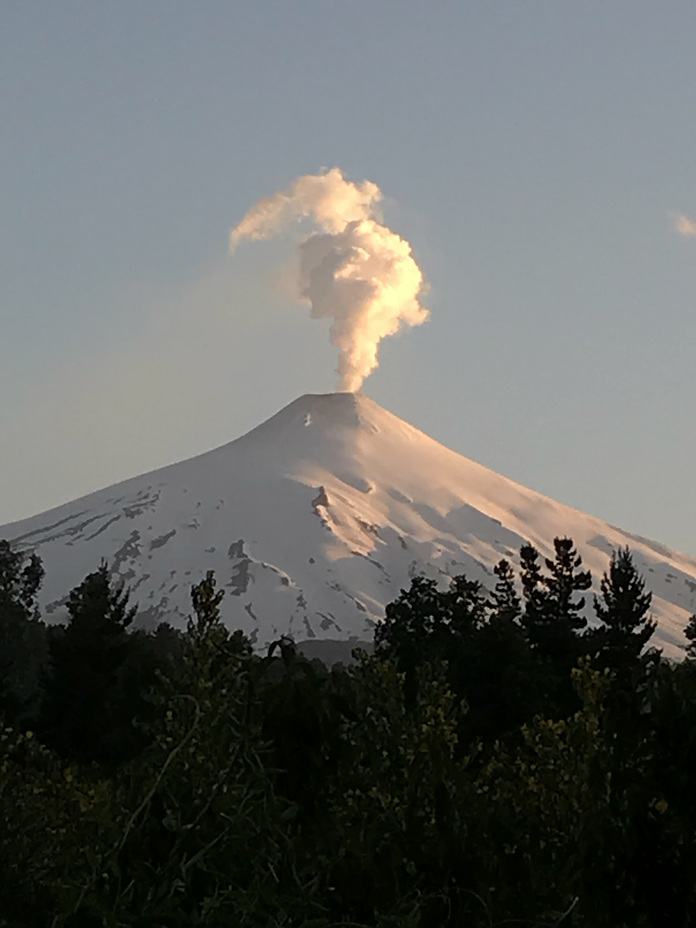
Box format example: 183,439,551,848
592,546,656,674
519,538,592,713
490,558,522,625
375,573,490,710
0,539,46,723
521,538,591,666
40,562,149,766
375,575,445,708
462,557,543,736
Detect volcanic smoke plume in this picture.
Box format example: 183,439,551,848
230,168,428,392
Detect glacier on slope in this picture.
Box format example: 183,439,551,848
2,393,696,659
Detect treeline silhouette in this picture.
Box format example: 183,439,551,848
1,536,696,927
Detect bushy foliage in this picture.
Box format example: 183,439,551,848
0,540,46,723
40,562,166,767
2,535,695,927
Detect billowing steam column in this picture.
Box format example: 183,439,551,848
230,168,429,393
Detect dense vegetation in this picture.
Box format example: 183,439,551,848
2,536,696,926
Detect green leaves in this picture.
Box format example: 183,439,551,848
2,548,696,926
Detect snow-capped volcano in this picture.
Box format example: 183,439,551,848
3,393,696,659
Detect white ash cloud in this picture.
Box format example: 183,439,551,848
230,168,428,392
675,213,696,237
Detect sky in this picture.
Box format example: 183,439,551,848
1,1,695,556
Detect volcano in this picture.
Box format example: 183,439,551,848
3,393,695,659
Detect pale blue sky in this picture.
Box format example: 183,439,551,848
2,2,695,555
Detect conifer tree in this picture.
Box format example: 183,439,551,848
519,543,546,630
519,539,592,716
592,547,656,672
446,574,490,637
490,558,522,625
465,558,540,738
521,538,591,666
543,537,592,632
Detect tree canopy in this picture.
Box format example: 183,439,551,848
0,534,692,927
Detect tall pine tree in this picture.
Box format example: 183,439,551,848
521,538,591,667
519,538,592,714
592,546,656,673
490,558,522,625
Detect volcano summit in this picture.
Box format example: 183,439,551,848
3,393,695,659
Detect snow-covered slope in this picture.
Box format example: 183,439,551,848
3,393,695,659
